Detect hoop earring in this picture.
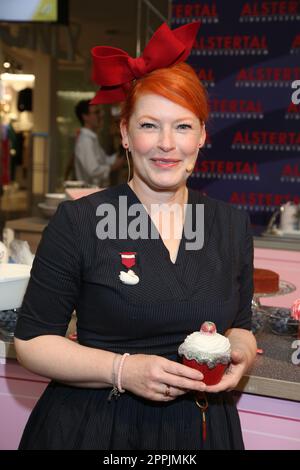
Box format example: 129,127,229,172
125,148,131,183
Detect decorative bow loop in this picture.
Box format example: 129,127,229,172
127,56,148,79
90,21,200,104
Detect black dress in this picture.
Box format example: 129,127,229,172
14,183,253,450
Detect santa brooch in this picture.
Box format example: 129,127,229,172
119,252,139,285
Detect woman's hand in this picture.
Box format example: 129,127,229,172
203,328,257,394
122,354,206,401
203,349,249,394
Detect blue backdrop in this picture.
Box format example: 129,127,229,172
171,0,300,229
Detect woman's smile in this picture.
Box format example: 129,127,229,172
150,157,182,168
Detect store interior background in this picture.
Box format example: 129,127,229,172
0,0,170,231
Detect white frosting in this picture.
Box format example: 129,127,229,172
119,269,139,285
178,331,231,363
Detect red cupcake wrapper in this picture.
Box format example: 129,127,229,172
183,357,229,385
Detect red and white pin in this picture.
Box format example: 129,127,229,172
119,252,139,285
120,252,137,269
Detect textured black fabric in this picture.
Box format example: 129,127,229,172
15,183,253,450
18,383,244,450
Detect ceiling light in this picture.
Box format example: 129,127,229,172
0,73,35,82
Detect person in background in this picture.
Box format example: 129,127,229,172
14,22,256,450
74,100,124,187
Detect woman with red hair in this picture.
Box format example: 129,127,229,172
14,22,256,450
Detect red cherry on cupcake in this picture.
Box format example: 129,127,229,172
200,321,217,334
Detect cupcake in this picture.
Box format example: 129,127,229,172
178,321,231,385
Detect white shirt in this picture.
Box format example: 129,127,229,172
74,128,116,187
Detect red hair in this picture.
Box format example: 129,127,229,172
121,62,209,125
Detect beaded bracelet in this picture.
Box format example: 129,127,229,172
117,353,130,393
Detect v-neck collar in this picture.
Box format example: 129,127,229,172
124,183,191,263
115,183,217,299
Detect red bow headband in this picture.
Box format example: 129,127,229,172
90,21,200,105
